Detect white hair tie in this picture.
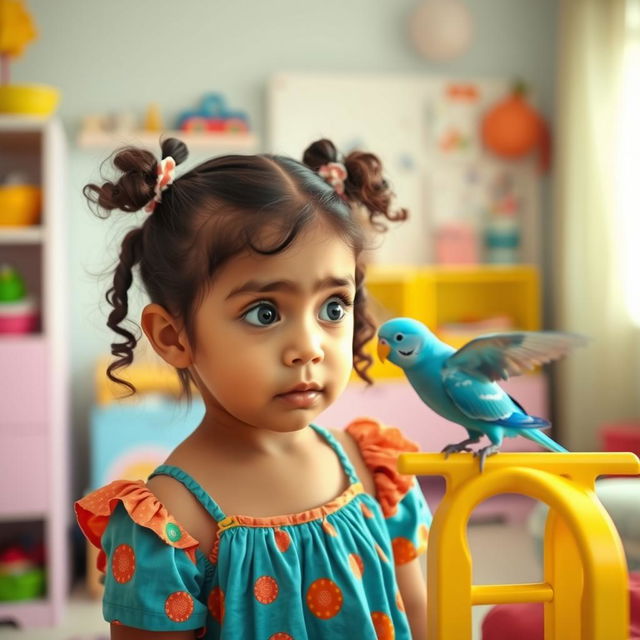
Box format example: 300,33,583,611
144,156,176,213
318,162,348,196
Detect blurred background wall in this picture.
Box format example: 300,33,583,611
11,0,558,500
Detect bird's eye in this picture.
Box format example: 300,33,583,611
243,302,280,326
395,333,404,342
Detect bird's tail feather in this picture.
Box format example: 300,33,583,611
521,429,568,453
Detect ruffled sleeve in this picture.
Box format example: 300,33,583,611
346,418,432,565
75,481,207,631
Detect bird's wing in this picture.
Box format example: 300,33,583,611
442,366,516,421
445,331,588,383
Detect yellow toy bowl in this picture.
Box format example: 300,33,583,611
0,84,59,116
0,185,42,226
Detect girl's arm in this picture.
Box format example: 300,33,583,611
395,556,427,640
111,624,195,639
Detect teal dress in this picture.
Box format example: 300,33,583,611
76,420,432,639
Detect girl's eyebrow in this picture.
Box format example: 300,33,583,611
226,275,355,299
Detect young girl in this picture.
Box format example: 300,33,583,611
75,137,432,640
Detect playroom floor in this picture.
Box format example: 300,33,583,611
0,509,542,640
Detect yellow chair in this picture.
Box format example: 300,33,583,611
399,452,640,639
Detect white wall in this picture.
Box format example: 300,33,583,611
13,0,559,499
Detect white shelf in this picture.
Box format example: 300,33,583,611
0,227,44,244
77,129,259,151
0,116,49,132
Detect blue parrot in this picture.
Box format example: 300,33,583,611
377,318,587,470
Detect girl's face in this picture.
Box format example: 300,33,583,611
189,218,357,434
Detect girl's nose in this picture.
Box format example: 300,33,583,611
283,323,324,366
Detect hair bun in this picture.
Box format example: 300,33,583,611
302,138,339,171
160,137,189,165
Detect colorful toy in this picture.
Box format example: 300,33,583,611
0,0,59,115
176,93,250,134
377,317,586,469
0,543,46,602
0,264,38,333
0,181,42,226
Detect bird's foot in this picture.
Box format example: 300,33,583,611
473,444,500,472
441,438,479,458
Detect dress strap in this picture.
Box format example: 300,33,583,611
310,424,360,485
149,464,227,523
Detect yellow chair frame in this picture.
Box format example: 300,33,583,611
398,452,640,639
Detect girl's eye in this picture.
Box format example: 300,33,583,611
319,297,349,323
243,302,280,327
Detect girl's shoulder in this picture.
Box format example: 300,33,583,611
145,472,219,557
329,418,421,518
328,426,376,495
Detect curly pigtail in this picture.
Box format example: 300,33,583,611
302,138,407,230
83,138,189,395
104,228,144,394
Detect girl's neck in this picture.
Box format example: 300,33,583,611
191,407,316,458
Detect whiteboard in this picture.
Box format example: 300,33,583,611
268,72,540,266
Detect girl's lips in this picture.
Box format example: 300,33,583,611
275,389,323,409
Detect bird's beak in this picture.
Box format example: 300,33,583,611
377,340,391,362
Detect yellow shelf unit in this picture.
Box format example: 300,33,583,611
357,264,541,380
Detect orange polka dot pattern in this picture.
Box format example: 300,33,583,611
371,611,395,640
268,634,294,640
111,544,135,583
208,586,225,623
322,519,338,537
254,575,279,604
306,578,343,619
349,553,365,579
375,543,390,563
392,537,417,565
165,591,194,622
360,502,374,518
274,528,291,552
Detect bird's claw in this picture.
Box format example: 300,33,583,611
441,437,480,458
442,443,473,458
473,445,500,472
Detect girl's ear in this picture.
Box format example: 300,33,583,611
141,303,193,368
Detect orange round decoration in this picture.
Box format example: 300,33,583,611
306,578,343,619
111,544,135,583
371,611,395,640
349,553,365,579
165,591,194,622
254,575,279,604
268,634,294,640
208,586,225,623
481,83,550,171
274,528,291,552
322,519,338,537
392,537,417,565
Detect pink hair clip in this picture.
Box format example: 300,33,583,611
144,156,177,213
318,161,348,196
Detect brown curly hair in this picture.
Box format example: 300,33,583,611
84,137,407,401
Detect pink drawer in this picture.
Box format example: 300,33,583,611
0,338,48,428
0,432,48,515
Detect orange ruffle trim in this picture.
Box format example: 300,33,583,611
345,418,419,518
74,480,200,572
